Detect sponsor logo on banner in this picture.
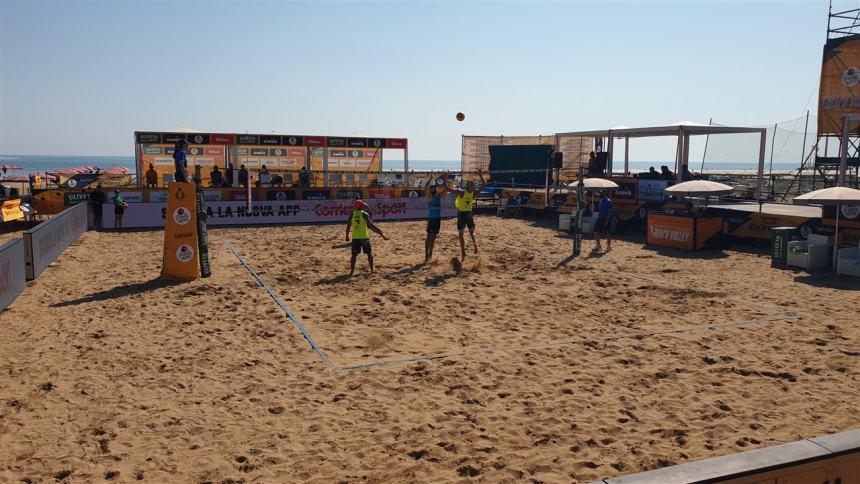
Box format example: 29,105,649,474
250,148,268,156
260,135,280,145
205,148,223,156
118,191,143,203
357,160,372,168
370,138,385,148
164,133,185,143
387,138,407,149
236,148,249,156
237,134,258,145
191,157,215,166
327,137,347,147
349,150,362,158
302,189,330,200
203,191,222,202
306,136,325,147
150,191,168,203
176,244,195,262
348,138,367,147
211,133,234,144
637,180,670,201
154,157,174,166
165,147,176,154
272,148,284,156
330,149,346,157
339,160,356,167
137,133,160,143
143,146,163,155
189,147,201,155
288,148,304,157
67,179,78,188
337,190,363,199
173,207,192,225
0,200,25,222
650,225,690,242
267,190,296,201
286,136,303,146
193,134,204,144
844,67,860,87
243,158,260,168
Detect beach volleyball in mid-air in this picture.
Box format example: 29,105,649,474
456,112,465,121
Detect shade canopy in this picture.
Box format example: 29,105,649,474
664,180,734,196
556,122,765,139
793,186,860,205
569,178,619,190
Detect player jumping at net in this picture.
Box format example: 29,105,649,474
346,199,387,276
424,174,448,263
452,170,486,260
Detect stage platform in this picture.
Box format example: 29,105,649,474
709,201,822,218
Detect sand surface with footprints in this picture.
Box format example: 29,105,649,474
1,215,858,482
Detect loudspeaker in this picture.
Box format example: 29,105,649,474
552,152,563,169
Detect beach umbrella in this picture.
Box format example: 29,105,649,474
106,165,129,174
664,180,734,196
571,178,620,190
794,186,860,269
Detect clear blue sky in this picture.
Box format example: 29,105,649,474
0,0,843,161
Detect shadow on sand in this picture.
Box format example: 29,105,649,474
794,271,860,291
51,277,184,307
315,274,354,285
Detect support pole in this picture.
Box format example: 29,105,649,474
674,129,683,182
768,123,777,198
624,137,629,174
757,129,767,207
681,131,690,182
404,145,410,187
799,110,810,195
840,116,849,186
606,132,614,176
699,118,712,173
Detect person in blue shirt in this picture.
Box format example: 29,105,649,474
424,175,447,263
593,191,614,251
173,139,189,183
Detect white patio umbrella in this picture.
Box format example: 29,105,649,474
793,186,860,269
566,178,619,211
664,180,734,196
664,180,734,208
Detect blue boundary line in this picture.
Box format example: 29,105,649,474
225,241,332,365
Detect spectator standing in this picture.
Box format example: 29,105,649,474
593,191,614,252
238,165,249,187
210,165,223,188
145,163,158,188
90,184,105,229
112,189,128,229
173,140,189,183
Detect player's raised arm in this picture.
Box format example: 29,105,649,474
345,214,352,242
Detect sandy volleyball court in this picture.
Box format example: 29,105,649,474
1,215,858,483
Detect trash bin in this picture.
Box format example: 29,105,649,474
771,227,801,268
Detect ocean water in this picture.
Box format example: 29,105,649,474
0,154,800,174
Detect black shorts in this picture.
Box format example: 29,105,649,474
593,216,611,233
427,218,441,234
351,238,371,255
114,206,125,215
456,211,475,230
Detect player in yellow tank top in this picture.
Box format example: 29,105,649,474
345,199,387,276
453,170,486,260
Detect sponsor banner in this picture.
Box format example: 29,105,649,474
150,191,168,203
143,146,162,155
339,160,356,168
237,134,259,145
348,138,368,147
612,178,637,200
387,138,407,149
637,179,670,201
136,132,161,143
188,134,209,144
205,147,223,156
117,191,143,203
250,148,268,156
823,204,860,229
102,197,457,229
63,191,91,207
370,189,398,199
284,135,303,146
161,183,199,280
164,133,185,144
548,193,569,208
154,156,174,166
302,189,331,200
211,133,235,144
203,191,222,202
368,138,386,149
336,189,364,199
288,148,305,157
306,136,325,147
0,238,27,310
266,190,297,201
819,35,860,134
190,157,215,166
236,148,249,156
327,137,347,147
401,189,421,198
1,199,25,222
260,135,280,145
23,203,87,279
